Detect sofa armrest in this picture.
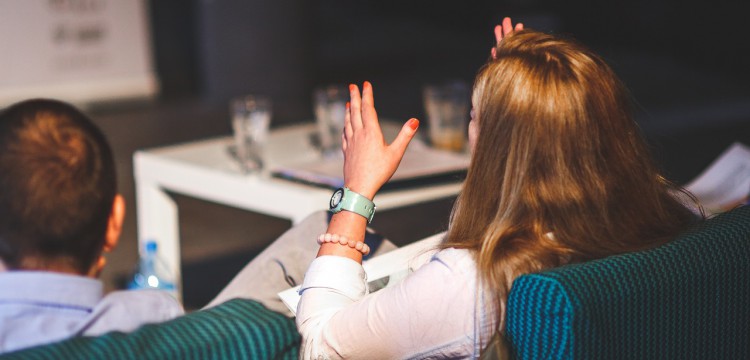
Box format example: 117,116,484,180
0,298,300,360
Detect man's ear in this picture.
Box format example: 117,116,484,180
104,194,126,253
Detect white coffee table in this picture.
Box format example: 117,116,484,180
134,122,467,296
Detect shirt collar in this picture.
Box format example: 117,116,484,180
0,271,103,310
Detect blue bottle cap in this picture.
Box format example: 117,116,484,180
145,241,157,253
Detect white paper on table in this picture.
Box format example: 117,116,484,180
278,233,444,316
684,142,750,214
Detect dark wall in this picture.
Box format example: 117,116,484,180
149,0,750,131
150,0,313,124
555,0,750,75
148,1,201,100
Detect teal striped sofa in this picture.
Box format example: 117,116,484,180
505,205,750,359
3,206,748,359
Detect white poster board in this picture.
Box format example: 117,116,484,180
0,0,157,107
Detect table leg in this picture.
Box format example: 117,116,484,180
135,179,182,301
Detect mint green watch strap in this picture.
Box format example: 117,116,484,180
330,187,376,223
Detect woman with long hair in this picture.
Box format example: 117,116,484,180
444,23,699,330
220,18,698,359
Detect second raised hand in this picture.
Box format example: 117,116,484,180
491,17,524,59
342,81,420,200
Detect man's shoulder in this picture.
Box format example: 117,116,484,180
101,288,182,307
0,273,184,353
82,289,185,336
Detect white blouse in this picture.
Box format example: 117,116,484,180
296,247,498,359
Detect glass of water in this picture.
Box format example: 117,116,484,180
313,85,348,158
231,95,272,173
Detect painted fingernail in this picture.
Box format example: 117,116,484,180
407,118,419,130
346,102,350,110
364,81,371,89
349,84,356,92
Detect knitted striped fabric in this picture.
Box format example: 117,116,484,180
505,205,750,360
0,298,299,360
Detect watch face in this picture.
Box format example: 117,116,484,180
330,188,344,209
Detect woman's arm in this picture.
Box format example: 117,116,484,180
316,82,419,263
298,249,490,359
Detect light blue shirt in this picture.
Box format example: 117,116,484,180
0,271,184,354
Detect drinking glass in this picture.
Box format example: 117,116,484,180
231,95,272,173
313,85,348,157
423,81,469,152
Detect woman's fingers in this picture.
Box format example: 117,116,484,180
342,101,351,152
494,17,522,45
502,17,514,38
344,101,353,139
494,24,504,44
348,84,363,129
360,81,379,129
492,17,522,59
390,118,419,157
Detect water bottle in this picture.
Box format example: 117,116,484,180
128,240,178,298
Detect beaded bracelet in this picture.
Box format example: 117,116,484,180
317,233,371,255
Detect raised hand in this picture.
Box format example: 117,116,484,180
317,82,418,261
341,81,419,200
491,17,524,59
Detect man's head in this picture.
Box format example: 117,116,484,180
0,99,123,275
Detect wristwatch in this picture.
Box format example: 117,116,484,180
329,187,376,223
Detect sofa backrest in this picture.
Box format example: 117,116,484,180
0,298,299,360
505,205,750,360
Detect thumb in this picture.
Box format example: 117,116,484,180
390,118,419,154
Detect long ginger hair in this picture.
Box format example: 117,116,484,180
443,30,697,329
